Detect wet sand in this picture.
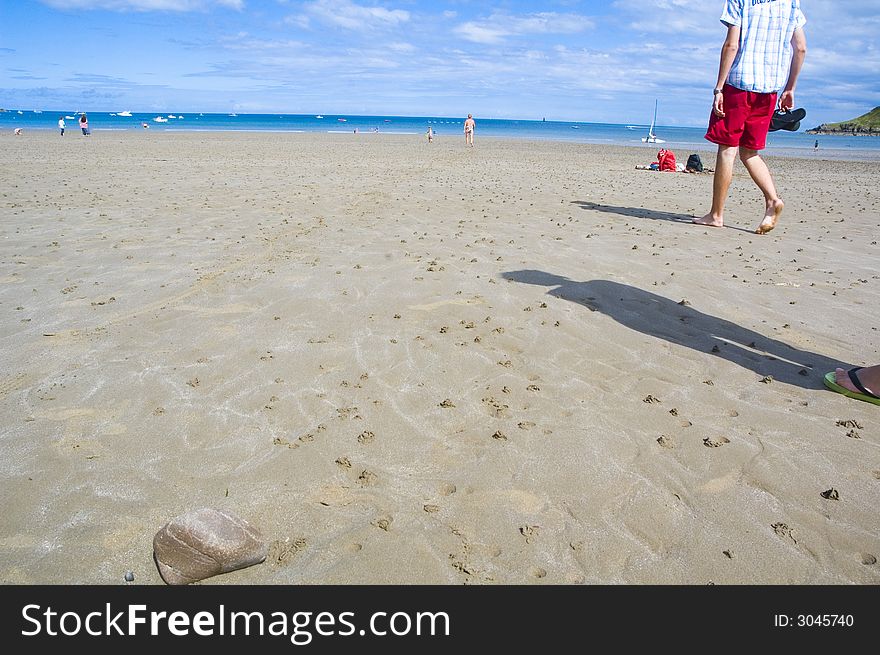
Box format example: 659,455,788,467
1,130,878,584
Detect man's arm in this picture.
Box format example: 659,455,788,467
779,27,807,110
712,24,741,117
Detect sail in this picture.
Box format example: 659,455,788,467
641,100,665,144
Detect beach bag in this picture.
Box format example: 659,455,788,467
686,153,703,172
657,149,676,172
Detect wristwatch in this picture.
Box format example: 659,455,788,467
713,88,723,95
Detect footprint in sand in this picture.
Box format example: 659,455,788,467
372,516,392,532
703,436,730,448
859,553,877,566
482,396,509,418
357,430,375,445
772,522,797,544
439,482,457,496
519,525,539,543
267,538,307,568
656,435,675,449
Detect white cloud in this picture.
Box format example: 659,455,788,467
39,0,243,11
454,12,595,45
454,23,508,45
387,42,416,53
297,0,410,31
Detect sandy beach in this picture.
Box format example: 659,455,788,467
1,130,877,585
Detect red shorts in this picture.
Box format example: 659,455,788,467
705,84,777,150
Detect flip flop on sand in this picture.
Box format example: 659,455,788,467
823,368,880,406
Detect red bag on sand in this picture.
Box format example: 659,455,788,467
657,149,676,172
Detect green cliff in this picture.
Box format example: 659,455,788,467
807,107,880,135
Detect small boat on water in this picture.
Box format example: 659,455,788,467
117,111,132,117
153,116,168,123
338,118,347,122
316,115,324,119
641,99,666,144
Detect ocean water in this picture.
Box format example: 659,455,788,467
3,110,878,162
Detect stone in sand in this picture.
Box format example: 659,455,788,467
153,508,268,585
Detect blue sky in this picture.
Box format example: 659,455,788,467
1,0,878,126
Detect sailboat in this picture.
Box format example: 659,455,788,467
641,99,666,144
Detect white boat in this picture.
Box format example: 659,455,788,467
641,100,666,143
315,115,323,119
117,110,132,117
152,116,168,123
167,114,177,119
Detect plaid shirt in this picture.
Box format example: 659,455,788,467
722,0,806,94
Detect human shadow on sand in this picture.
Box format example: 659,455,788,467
501,270,843,389
571,200,752,233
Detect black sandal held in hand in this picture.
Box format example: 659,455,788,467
769,107,806,132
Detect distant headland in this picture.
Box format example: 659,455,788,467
807,106,880,136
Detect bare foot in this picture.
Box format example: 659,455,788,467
694,213,723,228
755,198,784,234
834,367,880,397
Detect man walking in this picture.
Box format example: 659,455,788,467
58,116,65,136
464,114,475,148
695,0,806,235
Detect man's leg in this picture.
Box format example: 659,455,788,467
694,144,737,227
739,148,784,234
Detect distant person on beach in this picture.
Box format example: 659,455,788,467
694,0,807,235
814,139,819,151
426,126,434,143
58,117,65,136
80,113,90,136
464,114,475,147
825,364,880,406
14,127,22,136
